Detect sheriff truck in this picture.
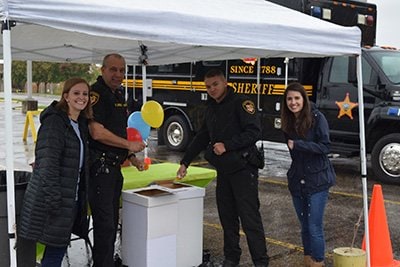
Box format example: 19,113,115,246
126,0,400,184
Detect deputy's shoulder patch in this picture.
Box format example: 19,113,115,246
242,100,256,114
90,92,100,106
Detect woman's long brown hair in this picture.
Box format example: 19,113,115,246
56,77,93,119
281,82,312,138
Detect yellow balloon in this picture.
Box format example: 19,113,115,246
141,100,164,128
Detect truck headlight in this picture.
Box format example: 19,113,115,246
391,90,400,101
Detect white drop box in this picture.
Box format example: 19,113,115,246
158,181,206,267
121,182,206,267
121,186,179,267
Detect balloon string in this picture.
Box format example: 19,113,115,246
351,208,363,250
144,144,148,158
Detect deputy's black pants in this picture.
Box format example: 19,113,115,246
216,166,269,266
89,164,123,267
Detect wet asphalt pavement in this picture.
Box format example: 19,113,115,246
2,93,400,267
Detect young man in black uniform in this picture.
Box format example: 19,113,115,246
177,69,269,267
88,53,146,267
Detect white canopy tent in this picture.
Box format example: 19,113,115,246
0,0,368,266
0,0,362,64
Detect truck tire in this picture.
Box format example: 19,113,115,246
371,133,400,184
163,115,191,151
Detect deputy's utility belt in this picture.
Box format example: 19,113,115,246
91,150,127,175
91,150,126,166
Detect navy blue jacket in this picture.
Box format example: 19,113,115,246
284,106,336,196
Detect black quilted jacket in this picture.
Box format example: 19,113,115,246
18,101,90,247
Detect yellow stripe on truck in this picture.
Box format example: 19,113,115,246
123,79,313,96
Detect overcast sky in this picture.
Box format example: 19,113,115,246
371,0,400,48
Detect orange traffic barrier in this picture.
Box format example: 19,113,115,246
362,184,400,267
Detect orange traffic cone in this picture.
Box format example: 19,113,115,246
362,184,400,267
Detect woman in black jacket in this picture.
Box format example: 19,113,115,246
281,83,335,267
19,77,92,266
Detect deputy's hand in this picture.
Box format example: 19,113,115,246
213,142,226,156
127,141,146,153
130,156,147,171
176,164,187,179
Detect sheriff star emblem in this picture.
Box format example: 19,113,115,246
242,100,256,114
335,93,358,119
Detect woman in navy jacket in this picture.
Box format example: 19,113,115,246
281,82,335,267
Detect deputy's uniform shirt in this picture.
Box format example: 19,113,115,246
181,87,261,173
89,76,128,158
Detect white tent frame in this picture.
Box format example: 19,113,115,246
3,21,17,267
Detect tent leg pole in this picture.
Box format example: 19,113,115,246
356,55,370,267
3,20,18,267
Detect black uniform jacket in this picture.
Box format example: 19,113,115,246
89,76,128,158
19,101,90,247
181,87,261,174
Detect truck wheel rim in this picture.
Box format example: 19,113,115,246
167,122,183,147
379,143,400,177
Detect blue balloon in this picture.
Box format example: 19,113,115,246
127,111,150,140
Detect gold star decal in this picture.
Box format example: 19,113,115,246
335,93,358,119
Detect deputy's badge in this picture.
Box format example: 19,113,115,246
242,100,255,114
90,92,100,106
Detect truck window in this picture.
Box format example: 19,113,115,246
202,61,223,67
370,51,400,84
329,56,348,83
360,57,375,86
147,63,192,76
329,56,376,86
157,65,173,73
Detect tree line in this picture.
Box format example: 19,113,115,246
12,61,100,92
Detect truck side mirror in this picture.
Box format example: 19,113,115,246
377,79,387,91
348,57,357,83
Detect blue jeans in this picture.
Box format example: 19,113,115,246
292,189,329,262
41,245,67,267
